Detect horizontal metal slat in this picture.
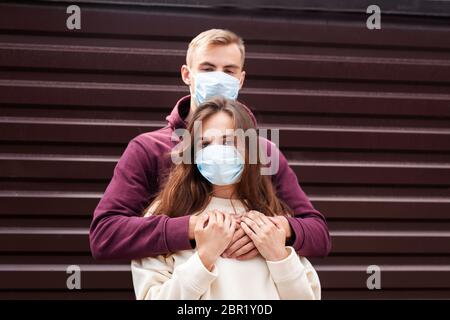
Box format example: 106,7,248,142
0,264,448,290
1,80,450,118
2,192,450,220
312,197,450,220
1,228,449,254
332,230,450,254
1,3,449,49
1,43,449,82
2,118,449,151
1,155,450,186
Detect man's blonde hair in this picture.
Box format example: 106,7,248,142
186,29,245,68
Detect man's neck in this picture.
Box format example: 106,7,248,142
184,99,196,124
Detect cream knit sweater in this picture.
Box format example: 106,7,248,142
131,196,321,300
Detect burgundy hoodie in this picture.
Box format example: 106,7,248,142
89,95,331,260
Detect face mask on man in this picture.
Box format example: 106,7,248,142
190,70,240,106
195,144,244,186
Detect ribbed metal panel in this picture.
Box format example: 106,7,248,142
1,1,449,299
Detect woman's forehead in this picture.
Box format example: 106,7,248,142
201,112,234,138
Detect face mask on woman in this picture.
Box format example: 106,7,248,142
191,70,240,106
195,144,244,186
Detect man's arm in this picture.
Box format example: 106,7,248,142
89,137,192,260
268,140,332,257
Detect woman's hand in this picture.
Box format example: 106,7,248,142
195,210,237,271
240,210,290,262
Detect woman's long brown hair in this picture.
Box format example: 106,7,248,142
147,97,293,217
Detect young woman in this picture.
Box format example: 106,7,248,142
131,97,321,300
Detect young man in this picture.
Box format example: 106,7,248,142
89,29,331,261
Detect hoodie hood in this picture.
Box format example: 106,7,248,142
166,94,258,129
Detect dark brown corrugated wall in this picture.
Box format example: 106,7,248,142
1,1,450,299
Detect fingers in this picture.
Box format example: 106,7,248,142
236,248,259,261
245,210,266,228
230,226,245,243
195,214,209,231
259,213,273,226
229,240,256,258
268,216,283,229
223,211,231,229
242,216,262,234
208,210,216,225
240,221,258,242
215,209,224,226
224,234,252,257
229,214,237,232
223,227,245,257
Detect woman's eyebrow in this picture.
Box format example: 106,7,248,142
199,136,212,142
199,135,233,143
222,134,236,141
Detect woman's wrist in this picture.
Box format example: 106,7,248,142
266,247,290,262
198,249,218,271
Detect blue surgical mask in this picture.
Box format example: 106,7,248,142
191,70,240,106
195,144,244,186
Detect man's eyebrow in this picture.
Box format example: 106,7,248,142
198,62,240,70
198,62,216,68
223,64,240,69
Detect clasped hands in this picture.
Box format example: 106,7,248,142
189,210,292,271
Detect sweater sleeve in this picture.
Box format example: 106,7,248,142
89,137,192,260
131,252,218,300
266,246,321,300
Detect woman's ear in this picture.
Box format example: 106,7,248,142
181,64,192,86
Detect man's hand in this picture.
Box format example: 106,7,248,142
222,222,259,260
189,215,199,240
222,212,293,260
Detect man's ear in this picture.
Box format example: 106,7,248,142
239,70,246,89
181,64,192,86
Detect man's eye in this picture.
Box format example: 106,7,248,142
202,68,214,72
